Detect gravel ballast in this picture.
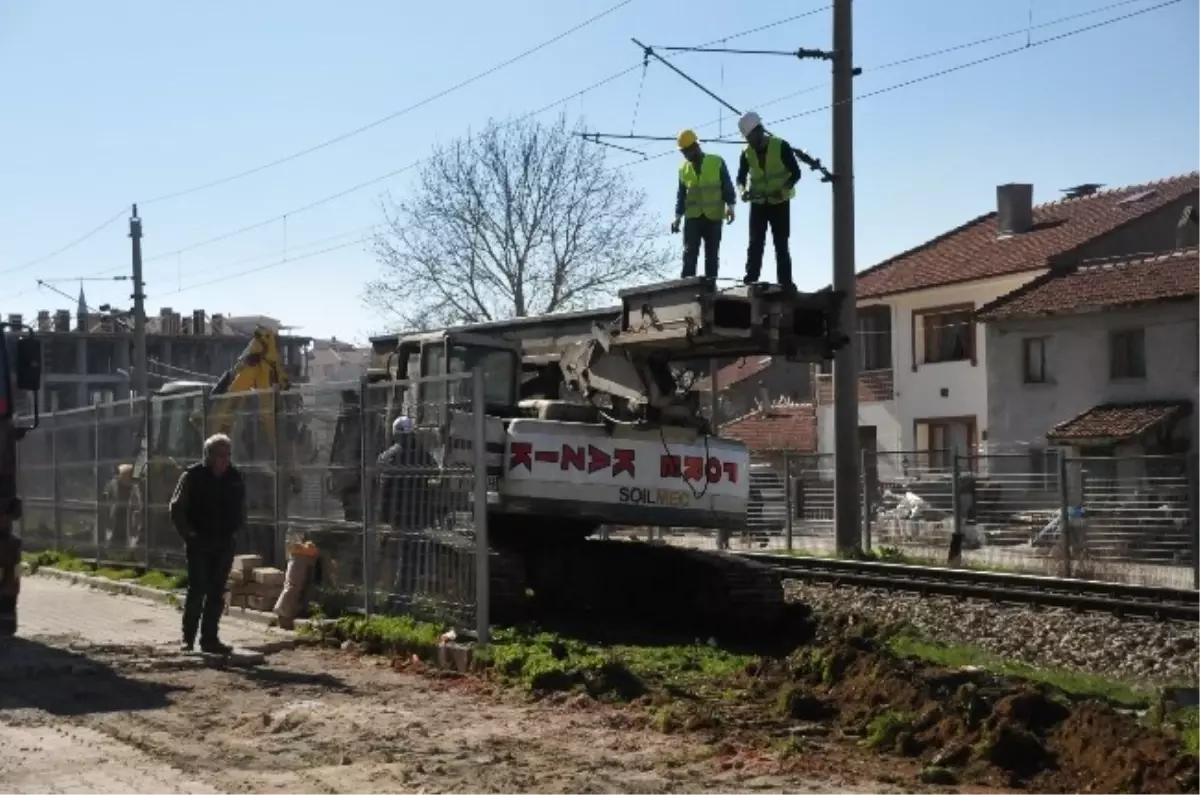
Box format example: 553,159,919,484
785,580,1200,685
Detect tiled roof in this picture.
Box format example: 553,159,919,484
857,173,1199,299
1046,401,1191,443
695,356,774,391
976,248,1199,322
720,403,816,452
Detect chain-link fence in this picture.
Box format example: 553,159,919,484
15,370,492,633
645,447,1197,588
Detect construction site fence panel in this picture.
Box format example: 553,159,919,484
653,449,1197,589
14,370,492,637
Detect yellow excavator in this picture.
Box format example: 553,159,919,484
100,326,316,563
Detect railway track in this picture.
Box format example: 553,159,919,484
742,552,1200,621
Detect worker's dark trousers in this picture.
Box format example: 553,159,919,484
182,537,236,644
745,201,793,285
682,216,722,279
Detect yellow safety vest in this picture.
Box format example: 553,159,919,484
679,154,726,221
743,136,795,205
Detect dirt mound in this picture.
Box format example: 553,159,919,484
762,628,1198,793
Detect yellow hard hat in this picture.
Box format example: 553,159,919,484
677,129,698,149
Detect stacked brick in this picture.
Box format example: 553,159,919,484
226,555,285,612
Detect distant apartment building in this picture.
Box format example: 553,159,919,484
308,337,370,385
1,291,311,411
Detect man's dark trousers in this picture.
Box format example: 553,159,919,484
682,216,722,279
182,537,236,646
745,201,792,285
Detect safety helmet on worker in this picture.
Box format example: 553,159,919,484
737,111,763,138
677,129,699,149
392,415,413,438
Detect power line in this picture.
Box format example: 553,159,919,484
0,206,127,277
134,7,833,264
770,0,1185,128
616,0,1185,169
166,236,368,295
138,0,638,206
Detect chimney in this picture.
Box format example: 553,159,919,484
37,310,51,332
996,183,1033,236
181,316,192,335
192,309,206,335
1177,205,1198,250
6,313,22,329
54,309,71,332
758,385,770,411
211,313,224,335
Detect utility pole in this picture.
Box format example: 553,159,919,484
129,204,148,401
831,0,861,554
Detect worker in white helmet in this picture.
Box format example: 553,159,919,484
671,128,737,280
735,111,803,287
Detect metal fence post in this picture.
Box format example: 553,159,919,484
272,387,285,568
358,378,374,616
1188,452,1199,590
948,454,963,565
860,449,872,552
93,397,102,564
50,392,61,552
472,367,490,645
1058,452,1072,579
143,393,152,570
784,454,794,553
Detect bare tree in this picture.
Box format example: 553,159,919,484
366,113,671,328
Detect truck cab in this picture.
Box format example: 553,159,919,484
0,325,43,636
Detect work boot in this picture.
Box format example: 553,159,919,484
199,638,233,656
180,638,194,653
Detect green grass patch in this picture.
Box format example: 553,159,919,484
1176,707,1198,756
310,613,758,703
23,549,187,591
864,710,915,751
886,632,1162,707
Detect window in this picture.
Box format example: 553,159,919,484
448,344,517,407
817,306,892,375
1109,328,1145,379
914,305,975,366
1022,337,1048,383
858,306,892,371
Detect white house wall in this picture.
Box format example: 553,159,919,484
985,302,1200,452
817,271,1046,462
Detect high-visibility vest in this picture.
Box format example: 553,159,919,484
743,136,795,204
679,154,726,220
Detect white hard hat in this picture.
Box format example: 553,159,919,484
392,416,413,437
738,111,763,138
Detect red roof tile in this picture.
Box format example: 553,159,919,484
720,404,816,452
857,173,1199,299
1046,401,1191,443
694,356,775,392
976,248,1199,321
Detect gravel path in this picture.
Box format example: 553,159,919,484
785,580,1200,685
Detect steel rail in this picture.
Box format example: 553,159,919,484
742,552,1199,621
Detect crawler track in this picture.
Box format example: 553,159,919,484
745,552,1200,621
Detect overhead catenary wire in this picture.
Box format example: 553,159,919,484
127,7,834,264
615,0,1185,170
0,206,128,277
137,0,637,207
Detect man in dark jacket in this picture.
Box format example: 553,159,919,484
169,432,246,654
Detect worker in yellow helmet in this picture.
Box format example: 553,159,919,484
672,128,736,280
735,111,803,287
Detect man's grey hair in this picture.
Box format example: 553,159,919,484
202,433,233,464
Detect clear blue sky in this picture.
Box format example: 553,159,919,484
2,0,1196,344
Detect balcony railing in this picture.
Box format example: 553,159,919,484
815,368,894,405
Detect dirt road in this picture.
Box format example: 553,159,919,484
0,577,906,794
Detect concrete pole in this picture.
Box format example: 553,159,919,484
831,0,860,554
129,205,148,402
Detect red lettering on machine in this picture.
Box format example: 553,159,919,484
508,442,637,478
658,454,738,485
